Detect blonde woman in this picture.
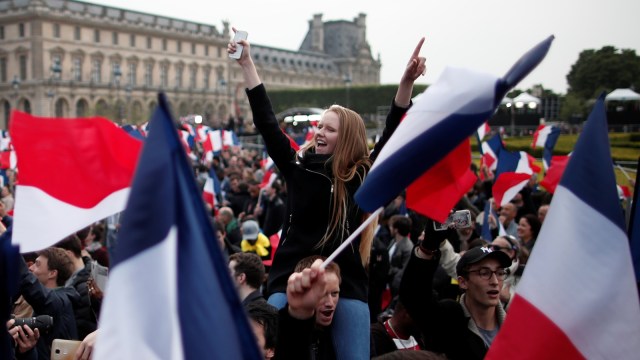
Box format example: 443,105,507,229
229,30,426,360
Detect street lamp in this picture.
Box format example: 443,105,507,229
11,75,20,98
113,64,122,123
48,60,62,115
343,74,352,108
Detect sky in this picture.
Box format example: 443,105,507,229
88,0,640,94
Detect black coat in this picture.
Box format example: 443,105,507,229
247,84,406,302
66,258,98,339
18,258,79,360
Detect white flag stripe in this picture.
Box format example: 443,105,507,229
95,227,184,359
370,67,498,168
517,186,640,359
13,186,130,252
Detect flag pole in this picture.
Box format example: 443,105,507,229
616,163,633,182
321,206,384,269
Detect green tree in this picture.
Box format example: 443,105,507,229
566,46,640,99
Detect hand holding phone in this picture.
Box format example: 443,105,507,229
229,30,248,59
433,210,472,231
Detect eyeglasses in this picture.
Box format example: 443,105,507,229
467,268,508,280
490,245,510,252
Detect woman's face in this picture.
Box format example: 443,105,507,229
315,111,340,155
517,217,532,240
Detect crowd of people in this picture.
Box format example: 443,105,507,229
5,30,627,360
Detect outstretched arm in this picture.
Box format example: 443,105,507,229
228,27,261,90
395,37,427,107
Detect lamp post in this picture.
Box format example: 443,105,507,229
48,59,62,116
343,74,352,108
11,75,20,100
123,83,132,123
113,64,122,123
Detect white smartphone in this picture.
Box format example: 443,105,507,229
229,30,248,59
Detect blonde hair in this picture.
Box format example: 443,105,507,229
298,105,375,263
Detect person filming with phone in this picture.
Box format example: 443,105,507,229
228,28,426,360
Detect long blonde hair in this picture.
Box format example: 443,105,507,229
299,105,375,260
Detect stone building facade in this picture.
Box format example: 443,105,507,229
0,0,381,128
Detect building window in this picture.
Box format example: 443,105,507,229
160,64,168,88
0,57,6,82
53,24,60,38
73,57,82,81
74,26,81,40
191,43,196,55
19,23,25,37
0,26,4,40
162,39,167,51
94,29,100,43
189,67,196,88
203,70,209,89
177,41,182,53
144,63,153,87
19,55,27,80
146,36,152,49
205,45,209,56
217,47,221,58
175,66,183,88
128,63,136,86
112,32,118,45
51,55,62,80
111,62,121,83
129,34,136,47
92,59,102,83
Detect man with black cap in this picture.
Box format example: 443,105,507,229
398,219,512,360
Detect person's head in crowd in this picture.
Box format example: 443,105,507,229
56,234,83,261
491,234,529,269
511,193,524,209
242,220,261,242
247,180,261,199
229,252,266,299
218,207,235,225
245,301,278,359
538,204,550,223
30,247,74,288
517,213,541,244
294,255,342,327
266,179,281,199
456,247,511,309
1,185,11,197
499,203,517,224
215,220,227,249
228,172,242,192
389,215,411,239
467,238,489,250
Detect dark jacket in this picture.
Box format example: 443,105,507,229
399,249,505,360
18,258,79,360
275,307,335,360
247,84,406,302
66,257,98,340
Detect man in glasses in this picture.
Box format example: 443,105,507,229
399,223,512,360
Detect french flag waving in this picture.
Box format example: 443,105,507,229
487,95,640,359
532,124,560,170
95,94,262,360
492,149,536,207
355,36,554,218
10,112,142,252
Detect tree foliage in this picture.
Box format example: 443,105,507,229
566,46,640,99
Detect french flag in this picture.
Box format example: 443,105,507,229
202,176,216,210
356,36,554,220
539,155,570,194
487,95,640,359
223,130,240,149
203,129,224,154
0,150,17,170
477,122,490,141
532,124,560,170
95,94,262,360
492,150,535,207
480,133,504,172
10,111,142,252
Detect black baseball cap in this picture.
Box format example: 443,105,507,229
456,247,512,277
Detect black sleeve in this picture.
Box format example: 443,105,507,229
398,248,440,336
370,99,410,163
275,306,315,360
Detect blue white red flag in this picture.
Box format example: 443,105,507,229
492,149,535,207
0,150,16,170
487,95,640,359
94,93,262,360
539,155,570,193
121,124,146,140
0,227,19,360
480,133,504,172
477,122,490,141
10,111,142,252
629,157,640,282
532,124,560,170
355,36,554,215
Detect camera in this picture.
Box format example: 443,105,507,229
10,315,54,332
